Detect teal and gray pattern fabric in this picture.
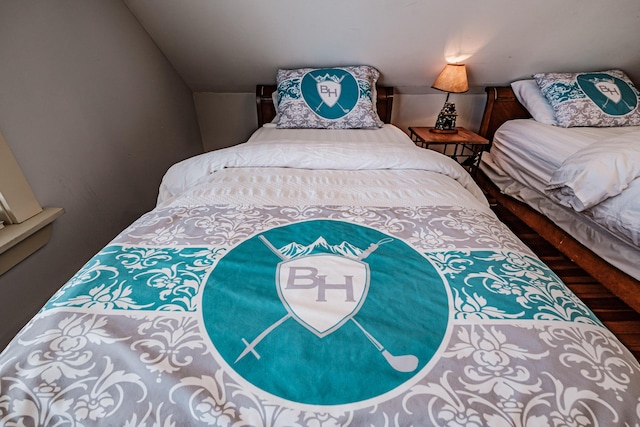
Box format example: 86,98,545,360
276,66,384,129
1,204,639,426
534,69,640,127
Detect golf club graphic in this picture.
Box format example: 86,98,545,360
317,99,350,114
350,318,418,373
235,234,419,373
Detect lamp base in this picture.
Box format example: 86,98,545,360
429,128,458,134
432,101,459,134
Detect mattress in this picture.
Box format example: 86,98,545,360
2,125,639,426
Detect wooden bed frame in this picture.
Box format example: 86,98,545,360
256,85,395,127
477,86,640,314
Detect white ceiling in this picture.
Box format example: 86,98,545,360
124,0,640,93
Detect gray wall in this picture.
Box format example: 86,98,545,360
124,0,640,92
0,1,203,350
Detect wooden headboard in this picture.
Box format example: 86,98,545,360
478,86,531,142
256,85,394,127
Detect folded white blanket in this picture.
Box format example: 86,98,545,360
158,138,486,206
546,131,640,211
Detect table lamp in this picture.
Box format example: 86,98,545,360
430,63,469,133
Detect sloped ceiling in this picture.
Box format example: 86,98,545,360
124,0,640,93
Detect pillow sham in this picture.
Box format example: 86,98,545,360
533,69,640,127
276,65,384,129
510,79,558,125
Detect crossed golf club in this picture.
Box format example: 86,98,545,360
234,235,419,373
315,99,350,114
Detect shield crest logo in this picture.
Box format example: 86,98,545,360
277,254,369,337
301,69,360,120
595,81,622,103
577,73,638,116
317,81,341,108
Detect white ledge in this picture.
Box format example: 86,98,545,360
0,207,64,275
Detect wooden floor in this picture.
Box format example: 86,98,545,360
490,203,640,361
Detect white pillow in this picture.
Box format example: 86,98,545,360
511,80,558,125
270,90,279,125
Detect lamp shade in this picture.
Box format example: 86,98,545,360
431,64,469,93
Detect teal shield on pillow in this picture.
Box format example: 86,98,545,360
534,69,640,127
576,73,638,116
300,69,359,120
276,65,384,129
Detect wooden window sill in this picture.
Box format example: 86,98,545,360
0,207,64,275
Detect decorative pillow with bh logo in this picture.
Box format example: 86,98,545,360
276,66,384,129
534,69,640,127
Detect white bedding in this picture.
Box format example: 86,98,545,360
487,119,640,246
481,119,640,278
487,119,638,191
5,125,640,426
546,132,640,211
158,125,488,211
482,158,640,279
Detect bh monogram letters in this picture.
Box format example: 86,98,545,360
286,266,355,302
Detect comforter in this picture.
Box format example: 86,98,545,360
1,127,639,426
546,130,640,246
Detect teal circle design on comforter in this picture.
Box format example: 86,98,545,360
202,219,449,405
